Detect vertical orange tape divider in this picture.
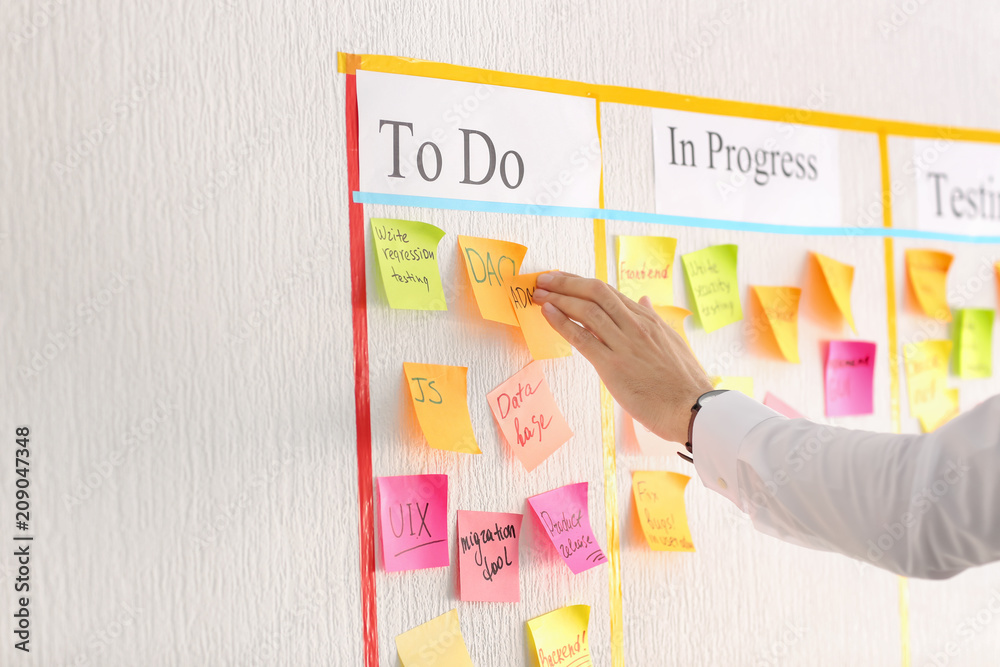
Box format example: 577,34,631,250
594,99,625,667
879,131,909,667
346,71,379,667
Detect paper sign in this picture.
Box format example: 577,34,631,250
652,108,842,227
616,236,677,305
457,511,523,602
752,285,801,363
396,609,474,667
527,482,606,574
913,139,1000,236
377,475,449,572
812,252,856,332
714,376,754,398
487,361,573,472
371,218,447,310
632,471,695,552
824,341,876,417
954,308,994,378
902,339,951,418
919,388,960,433
652,305,692,347
905,249,953,321
403,363,480,454
508,272,572,359
458,235,527,325
526,605,592,667
631,417,681,457
682,244,742,332
357,70,602,208
763,392,806,419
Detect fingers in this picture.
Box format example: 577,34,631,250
535,290,627,349
535,273,632,331
540,301,609,363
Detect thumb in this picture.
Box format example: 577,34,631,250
638,296,654,310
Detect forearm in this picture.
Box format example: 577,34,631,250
694,391,1000,579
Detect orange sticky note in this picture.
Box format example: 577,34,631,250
616,235,677,305
403,363,480,454
396,609,474,667
905,249,953,321
487,361,573,472
918,388,959,433
652,305,692,347
752,285,801,363
714,376,754,398
508,272,572,360
812,252,857,333
458,235,527,326
632,471,695,552
527,605,592,667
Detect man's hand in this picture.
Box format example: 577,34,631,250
533,271,712,444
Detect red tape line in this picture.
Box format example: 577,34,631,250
346,73,379,667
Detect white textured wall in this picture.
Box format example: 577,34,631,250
4,1,1000,665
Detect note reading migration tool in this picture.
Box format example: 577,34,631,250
457,510,523,602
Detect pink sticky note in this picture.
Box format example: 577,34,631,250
631,416,681,457
527,482,606,574
487,361,574,472
457,511,523,602
763,392,806,419
824,341,876,417
377,474,449,572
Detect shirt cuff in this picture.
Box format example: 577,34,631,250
692,390,783,507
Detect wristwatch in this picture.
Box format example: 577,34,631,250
680,389,729,463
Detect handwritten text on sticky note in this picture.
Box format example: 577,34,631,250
903,339,951,418
509,272,572,359
632,471,695,552
824,340,876,417
526,605,592,667
955,308,994,378
377,474,448,572
403,363,480,454
396,609,474,667
487,361,573,472
457,510,522,602
616,235,677,305
752,285,801,363
905,249,953,321
371,218,447,310
458,235,527,325
682,244,742,332
527,482,606,574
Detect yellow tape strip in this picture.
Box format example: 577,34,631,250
879,132,909,667
593,100,624,667
339,52,1000,143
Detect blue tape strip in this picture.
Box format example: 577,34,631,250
352,191,1000,243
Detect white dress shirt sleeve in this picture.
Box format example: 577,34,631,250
692,390,1000,579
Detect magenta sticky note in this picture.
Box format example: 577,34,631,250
377,474,449,572
763,392,806,419
527,482,606,574
824,341,876,417
457,510,523,602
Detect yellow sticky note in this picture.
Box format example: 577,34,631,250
812,252,857,333
396,609,474,667
918,388,959,433
954,308,994,378
682,244,742,332
458,235,527,325
905,249,953,321
652,305,692,347
616,235,677,305
526,605,591,667
903,339,951,418
402,363,480,454
632,471,695,552
371,218,447,310
714,376,754,398
508,272,572,360
752,285,801,363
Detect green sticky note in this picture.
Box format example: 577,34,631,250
681,244,742,332
954,308,994,378
371,218,447,310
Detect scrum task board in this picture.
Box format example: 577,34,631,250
341,53,1000,667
